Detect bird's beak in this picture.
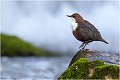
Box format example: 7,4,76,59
66,15,72,17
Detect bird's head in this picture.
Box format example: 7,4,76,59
67,13,84,23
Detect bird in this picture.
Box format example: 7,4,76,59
67,13,108,49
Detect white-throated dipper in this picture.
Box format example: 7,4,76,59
67,13,108,49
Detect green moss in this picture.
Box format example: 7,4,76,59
59,58,104,79
60,58,89,79
69,50,92,67
88,60,104,68
59,58,119,79
91,65,120,79
1,33,56,57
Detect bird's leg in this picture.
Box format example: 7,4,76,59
82,43,87,50
79,42,85,49
82,40,93,49
84,40,93,45
79,40,93,50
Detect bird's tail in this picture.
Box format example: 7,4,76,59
101,39,109,44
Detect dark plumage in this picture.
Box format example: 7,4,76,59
67,13,108,49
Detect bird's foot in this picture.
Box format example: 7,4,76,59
79,46,85,51
79,43,84,49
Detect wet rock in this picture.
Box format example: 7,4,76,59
59,58,120,79
69,49,119,66
59,49,120,79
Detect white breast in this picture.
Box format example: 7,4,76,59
71,21,78,31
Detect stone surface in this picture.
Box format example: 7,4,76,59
59,49,120,79
69,49,119,67
59,58,120,79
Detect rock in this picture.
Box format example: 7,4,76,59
59,58,120,79
69,49,119,67
59,49,120,79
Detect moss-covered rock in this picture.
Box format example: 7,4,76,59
59,58,120,79
59,58,90,79
1,33,56,57
91,65,120,79
69,49,119,66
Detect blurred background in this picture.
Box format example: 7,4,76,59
1,0,119,80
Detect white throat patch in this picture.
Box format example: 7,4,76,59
71,18,78,31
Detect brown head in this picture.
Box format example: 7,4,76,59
67,13,84,23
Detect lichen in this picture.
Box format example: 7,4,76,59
59,58,120,79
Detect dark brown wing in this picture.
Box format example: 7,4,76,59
78,20,103,41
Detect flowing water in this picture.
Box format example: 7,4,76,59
1,56,72,80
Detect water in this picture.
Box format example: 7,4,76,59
1,56,72,80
